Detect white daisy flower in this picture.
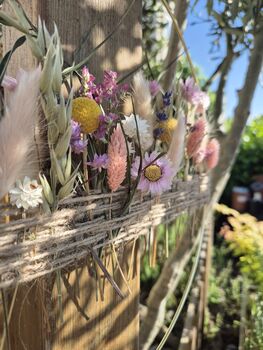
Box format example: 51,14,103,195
9,176,43,210
122,114,153,150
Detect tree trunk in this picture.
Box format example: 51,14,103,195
211,23,263,204
161,0,190,91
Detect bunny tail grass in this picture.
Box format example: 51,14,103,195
0,67,41,199
167,112,186,176
132,71,154,128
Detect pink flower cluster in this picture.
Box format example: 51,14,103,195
81,67,128,105
180,77,210,114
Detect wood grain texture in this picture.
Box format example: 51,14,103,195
3,0,142,80
2,1,142,349
6,242,140,350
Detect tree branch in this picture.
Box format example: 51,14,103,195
203,56,227,91
161,0,190,91
211,23,263,203
212,34,236,125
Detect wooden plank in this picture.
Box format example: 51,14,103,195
6,242,140,350
3,0,142,79
2,1,142,348
52,242,140,350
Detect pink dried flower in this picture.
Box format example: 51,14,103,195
186,118,207,158
192,136,208,165
149,80,160,97
131,152,173,195
204,138,220,169
193,91,210,114
1,75,17,91
87,153,109,172
107,126,127,191
180,77,200,104
80,66,96,98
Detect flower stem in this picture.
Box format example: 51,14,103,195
82,134,90,194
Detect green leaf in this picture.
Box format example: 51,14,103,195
0,35,26,85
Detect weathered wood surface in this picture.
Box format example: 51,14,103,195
7,242,140,350
2,1,142,349
3,0,142,80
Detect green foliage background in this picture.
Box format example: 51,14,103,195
222,115,263,203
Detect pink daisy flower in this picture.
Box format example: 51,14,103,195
204,139,220,169
131,152,173,195
87,153,109,172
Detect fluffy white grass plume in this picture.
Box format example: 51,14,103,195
132,71,154,129
0,67,41,200
167,112,186,177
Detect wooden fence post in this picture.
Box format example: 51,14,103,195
2,1,142,349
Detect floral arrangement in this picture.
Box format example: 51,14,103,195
0,1,220,218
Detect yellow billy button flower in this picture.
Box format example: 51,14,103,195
72,97,101,134
144,164,162,182
158,118,177,144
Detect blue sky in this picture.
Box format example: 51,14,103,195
183,1,262,120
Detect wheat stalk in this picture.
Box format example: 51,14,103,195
0,1,77,212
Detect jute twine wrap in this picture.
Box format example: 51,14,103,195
0,176,209,289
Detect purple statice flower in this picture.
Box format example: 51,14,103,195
93,71,129,105
71,140,88,154
180,77,200,104
70,120,87,154
153,128,164,138
94,122,108,141
131,151,173,195
94,70,118,104
163,91,172,107
103,70,118,95
149,80,160,97
93,113,119,141
80,66,96,98
156,111,168,121
71,120,81,141
87,153,109,172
